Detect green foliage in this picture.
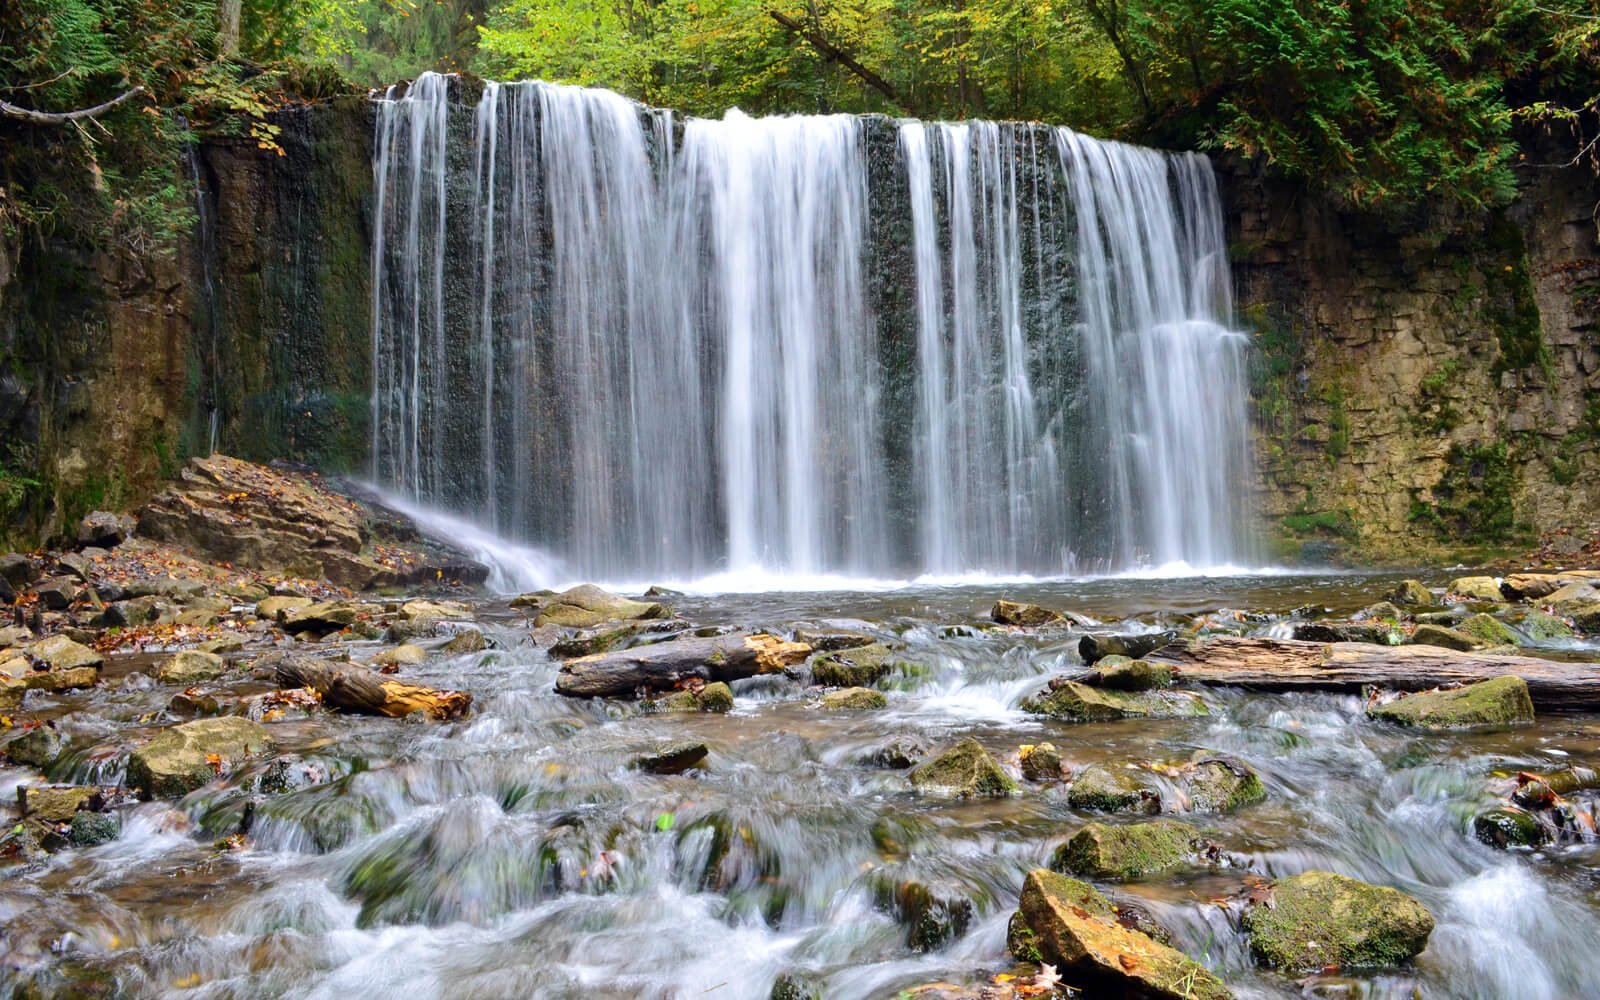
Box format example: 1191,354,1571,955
1283,509,1355,539
1412,358,1462,433
1409,441,1522,542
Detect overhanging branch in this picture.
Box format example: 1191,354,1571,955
768,11,910,114
0,86,146,126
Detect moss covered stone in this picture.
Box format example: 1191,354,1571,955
1456,612,1518,647
1242,871,1433,972
1052,821,1205,879
649,681,734,714
1089,659,1173,691
1366,675,1533,730
1184,754,1267,812
1516,610,1575,640
1067,764,1157,813
810,643,906,687
820,686,887,710
1474,806,1545,848
1021,680,1206,722
991,599,1063,626
1450,575,1505,602
1020,742,1063,782
126,717,272,799
908,737,1019,797
1385,579,1434,606
1408,624,1480,651
156,650,227,685
1015,868,1233,1000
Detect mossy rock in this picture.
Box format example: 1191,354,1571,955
1384,579,1434,606
1366,675,1533,730
869,873,975,951
820,686,887,710
125,717,273,799
769,973,823,1000
1015,868,1233,999
372,644,426,667
550,623,641,658
1021,680,1206,722
156,650,227,685
442,629,487,654
1450,576,1505,602
1474,806,1545,848
1456,613,1518,647
1183,753,1267,812
1052,820,1207,879
1242,871,1433,972
1407,624,1480,651
908,737,1019,797
1088,659,1173,691
1514,610,1574,640
68,810,119,847
647,681,734,714
1020,742,1063,782
3,725,63,769
1067,764,1157,813
810,643,906,687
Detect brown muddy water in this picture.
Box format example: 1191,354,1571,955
2,571,1598,999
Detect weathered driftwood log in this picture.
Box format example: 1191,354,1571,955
555,633,811,698
275,656,471,720
1150,636,1600,711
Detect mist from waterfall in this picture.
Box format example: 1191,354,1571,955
370,72,1253,584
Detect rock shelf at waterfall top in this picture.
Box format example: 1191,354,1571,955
3,456,1600,998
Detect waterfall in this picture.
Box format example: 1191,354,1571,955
370,72,1253,582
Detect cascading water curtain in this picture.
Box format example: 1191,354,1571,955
370,72,1254,582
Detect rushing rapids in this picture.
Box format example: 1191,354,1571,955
369,74,1252,583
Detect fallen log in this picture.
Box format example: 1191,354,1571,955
556,632,811,698
1149,636,1600,711
274,656,471,720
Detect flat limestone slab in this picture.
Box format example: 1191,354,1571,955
1151,636,1600,710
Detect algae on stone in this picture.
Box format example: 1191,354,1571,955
1067,764,1157,813
1242,871,1433,972
1089,659,1173,691
647,680,735,714
810,643,906,687
1366,675,1533,730
1021,680,1206,722
1385,579,1434,606
820,686,888,710
1408,624,1481,651
1455,612,1518,647
908,737,1019,797
1052,820,1206,879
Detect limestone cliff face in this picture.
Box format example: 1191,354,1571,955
1222,143,1600,563
0,97,374,547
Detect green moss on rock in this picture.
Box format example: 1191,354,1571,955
1242,871,1434,972
820,686,887,710
810,643,906,687
1089,659,1173,691
1366,675,1533,730
1021,680,1206,722
908,737,1019,797
1051,820,1205,880
1456,613,1518,647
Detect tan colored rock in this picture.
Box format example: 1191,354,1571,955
257,595,313,621
1450,576,1504,602
18,785,100,823
27,634,104,672
157,650,227,685
373,644,426,666
399,600,469,622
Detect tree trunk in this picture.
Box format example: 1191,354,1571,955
1150,636,1600,711
275,656,472,720
555,632,812,698
220,0,242,56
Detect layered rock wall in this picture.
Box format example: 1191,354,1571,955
1222,141,1600,563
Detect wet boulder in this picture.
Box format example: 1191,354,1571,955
1384,579,1434,606
631,741,709,774
1012,868,1233,999
1456,613,1518,647
820,686,887,710
156,650,227,685
1020,742,1063,782
1022,679,1206,722
1450,576,1505,602
0,552,34,590
18,784,101,823
76,511,129,549
442,628,487,654
68,810,120,847
1513,610,1574,640
281,600,360,636
1067,764,1159,813
531,584,667,627
991,599,1062,626
770,973,823,1000
1052,820,1213,880
2,724,63,769
871,733,930,769
1087,659,1173,691
550,622,646,658
126,717,273,799
1502,573,1570,600
908,737,1019,797
809,642,906,687
869,872,976,951
1366,675,1533,730
1407,624,1480,651
257,595,314,621
1079,631,1176,664
1473,806,1544,848
644,681,734,714
372,643,426,667
1242,871,1433,972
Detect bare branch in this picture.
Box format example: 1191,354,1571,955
0,86,146,126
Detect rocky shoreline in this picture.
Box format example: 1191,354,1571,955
3,455,1599,998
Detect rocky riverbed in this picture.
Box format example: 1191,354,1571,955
2,457,1600,999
